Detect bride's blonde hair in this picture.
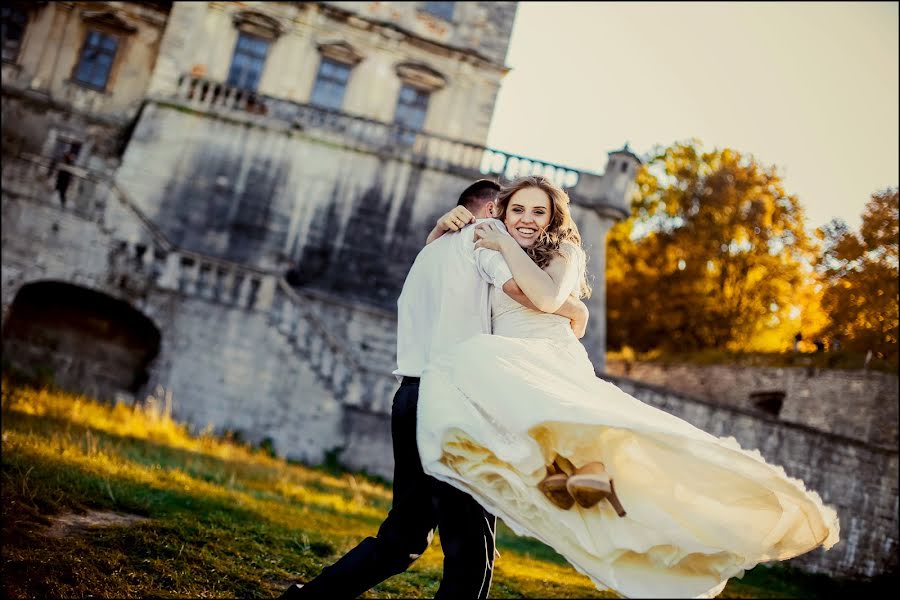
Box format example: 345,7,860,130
494,175,592,299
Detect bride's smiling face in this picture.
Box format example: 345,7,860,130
504,187,552,248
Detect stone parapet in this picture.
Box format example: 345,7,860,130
165,74,607,201
605,359,899,448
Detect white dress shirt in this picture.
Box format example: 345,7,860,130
394,218,513,379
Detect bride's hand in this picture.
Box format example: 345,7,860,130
473,222,510,252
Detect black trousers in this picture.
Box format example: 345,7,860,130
289,379,497,598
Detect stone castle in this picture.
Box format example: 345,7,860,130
1,1,896,580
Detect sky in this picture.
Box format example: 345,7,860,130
486,2,899,232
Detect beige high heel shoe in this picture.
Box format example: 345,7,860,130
537,460,574,510
566,461,627,517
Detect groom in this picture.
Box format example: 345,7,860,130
281,179,588,598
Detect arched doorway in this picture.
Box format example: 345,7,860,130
2,281,161,401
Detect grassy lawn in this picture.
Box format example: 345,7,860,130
0,379,867,598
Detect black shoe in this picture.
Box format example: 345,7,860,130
279,583,304,599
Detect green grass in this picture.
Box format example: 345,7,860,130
0,379,879,598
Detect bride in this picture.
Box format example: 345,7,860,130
415,175,840,599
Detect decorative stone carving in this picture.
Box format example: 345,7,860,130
80,9,138,34
394,61,447,92
231,9,283,40
316,40,365,66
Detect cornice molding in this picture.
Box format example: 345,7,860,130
395,61,447,92
232,9,284,39
310,2,509,75
80,9,139,34
316,40,365,66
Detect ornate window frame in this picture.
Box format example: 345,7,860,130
231,9,283,41
394,61,447,93
69,9,137,92
316,40,364,67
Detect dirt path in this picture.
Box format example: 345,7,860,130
44,510,150,538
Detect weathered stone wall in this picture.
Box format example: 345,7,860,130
605,360,899,448
602,372,899,579
113,100,628,370
116,102,483,293
1,2,169,160
146,1,515,145
323,1,518,68
5,2,168,120
1,159,389,468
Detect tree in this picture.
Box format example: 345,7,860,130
606,140,820,353
816,188,899,362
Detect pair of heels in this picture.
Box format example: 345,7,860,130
537,460,627,517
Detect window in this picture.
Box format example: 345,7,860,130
52,138,82,162
1,6,28,63
422,1,455,21
309,58,351,111
227,32,269,92
73,30,119,90
393,84,429,145
621,161,629,173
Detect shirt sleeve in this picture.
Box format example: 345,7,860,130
473,219,513,287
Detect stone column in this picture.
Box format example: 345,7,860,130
570,206,616,372
569,156,636,373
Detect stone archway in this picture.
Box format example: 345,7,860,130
2,281,161,402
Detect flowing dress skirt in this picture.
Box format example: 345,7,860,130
417,334,840,599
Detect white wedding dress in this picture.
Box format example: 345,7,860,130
416,249,840,599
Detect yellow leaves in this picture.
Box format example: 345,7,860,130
744,265,767,288
606,139,823,352
817,188,899,362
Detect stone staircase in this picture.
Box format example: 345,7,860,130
2,153,399,414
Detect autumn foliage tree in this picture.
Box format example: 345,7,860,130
606,140,821,354
816,188,899,362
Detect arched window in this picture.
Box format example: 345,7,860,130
392,62,447,145
74,30,119,89
71,10,137,91
393,84,430,145
227,32,269,91
309,41,363,111
227,10,282,92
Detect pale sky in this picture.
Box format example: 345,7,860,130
486,1,899,232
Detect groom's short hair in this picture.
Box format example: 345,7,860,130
457,179,501,211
